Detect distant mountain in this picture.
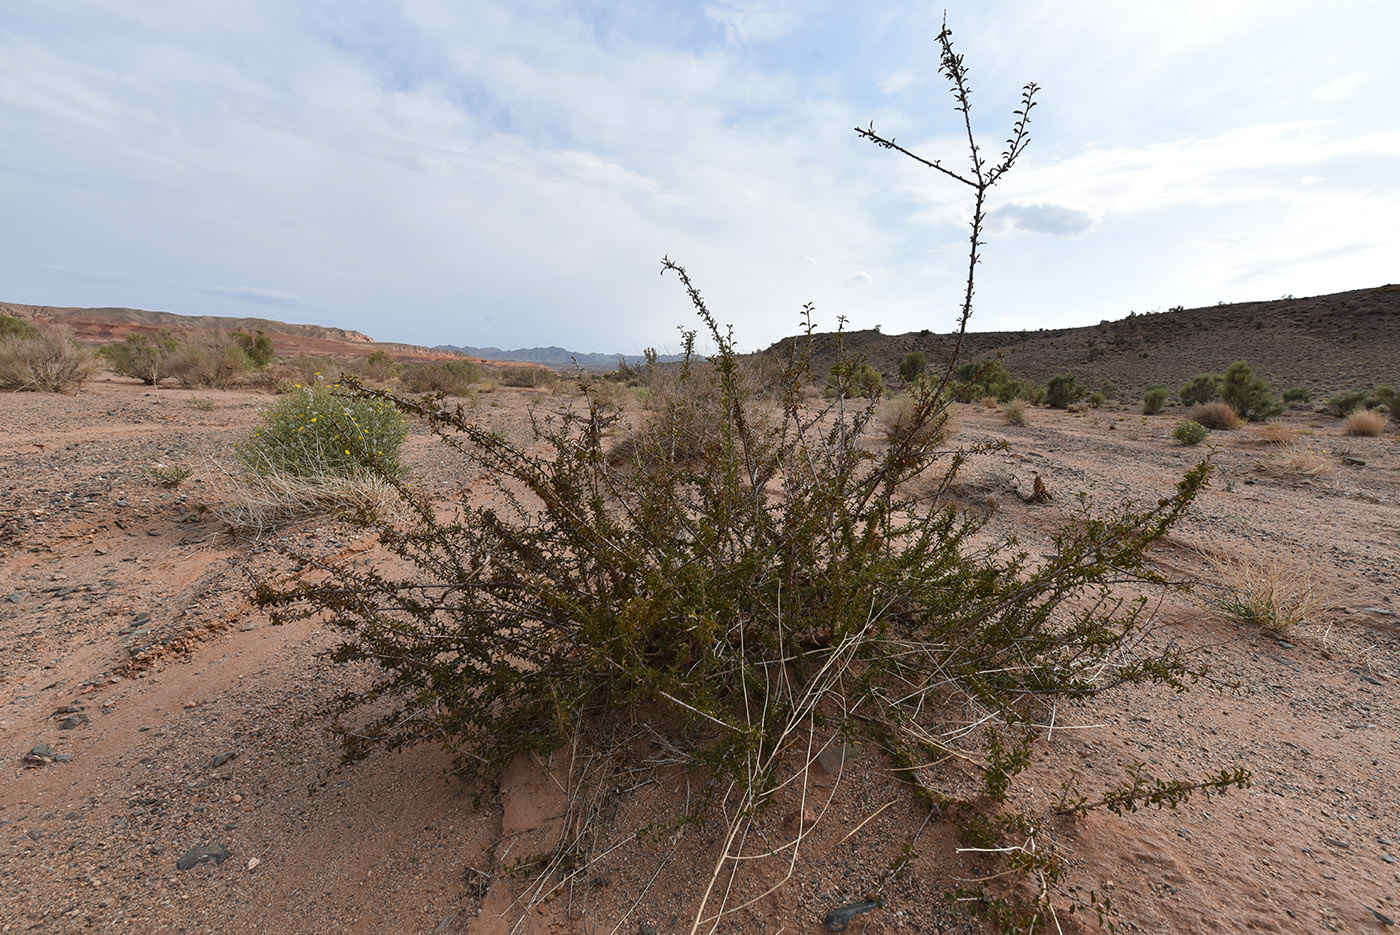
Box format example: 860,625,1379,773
435,344,686,371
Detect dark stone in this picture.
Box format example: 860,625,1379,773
209,750,237,769
59,714,90,730
176,842,231,871
824,900,882,931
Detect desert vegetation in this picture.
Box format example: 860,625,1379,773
0,321,94,394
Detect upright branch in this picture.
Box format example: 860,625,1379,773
855,16,1038,400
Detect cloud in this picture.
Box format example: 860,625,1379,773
848,270,873,283
988,201,1098,236
1312,72,1365,104
703,1,803,44
197,285,302,306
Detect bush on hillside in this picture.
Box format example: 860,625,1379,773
1143,384,1171,414
167,331,257,388
1180,373,1220,407
1281,386,1312,407
898,351,927,383
0,314,41,341
1045,372,1084,409
402,360,481,395
1218,360,1278,422
1327,387,1372,417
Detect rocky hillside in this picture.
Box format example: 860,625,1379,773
762,284,1400,398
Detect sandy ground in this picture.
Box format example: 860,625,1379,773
2,379,1397,934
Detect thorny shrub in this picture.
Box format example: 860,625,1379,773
0,324,95,394
253,22,1243,933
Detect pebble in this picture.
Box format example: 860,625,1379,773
5,592,25,604
183,701,197,709
59,714,90,730
246,856,260,871
176,842,231,871
210,750,237,768
825,900,881,931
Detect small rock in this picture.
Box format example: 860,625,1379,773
246,856,260,871
239,622,257,632
5,592,25,604
824,900,881,931
1362,607,1395,617
59,714,90,730
1276,640,1295,650
1341,456,1365,466
176,842,231,871
815,740,859,776
22,744,59,767
183,701,197,709
210,750,237,769
1368,907,1395,927
1322,837,1351,850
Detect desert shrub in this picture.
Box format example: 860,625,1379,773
1202,552,1329,631
402,359,481,395
1001,398,1027,426
1326,387,1372,417
1188,401,1242,430
278,355,345,388
1045,372,1084,409
1099,380,1118,399
231,329,275,369
1172,420,1208,445
1374,384,1398,415
150,463,193,488
1281,386,1312,406
251,33,1237,931
236,381,407,480
498,366,556,388
354,350,400,384
1087,391,1106,408
1179,373,1220,406
167,331,255,388
1142,385,1170,414
0,324,95,394
1218,360,1278,421
98,330,183,385
827,360,882,398
1343,410,1387,436
0,313,41,340
953,358,1032,403
898,351,927,383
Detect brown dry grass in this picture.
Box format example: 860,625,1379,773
1255,421,1299,444
1189,401,1243,430
1200,550,1333,631
1343,409,1388,436
1254,441,1338,478
1001,398,1028,426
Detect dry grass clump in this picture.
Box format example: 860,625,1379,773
1343,409,1388,437
1001,398,1028,426
1255,421,1298,445
1253,441,1338,478
882,394,957,444
1188,401,1242,430
978,394,1000,410
220,471,402,538
1200,551,1331,631
0,325,95,394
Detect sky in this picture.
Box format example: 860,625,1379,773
2,1,1397,354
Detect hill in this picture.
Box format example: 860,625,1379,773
435,344,687,371
762,284,1400,398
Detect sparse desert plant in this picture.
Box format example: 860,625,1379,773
167,331,256,388
0,324,95,394
882,391,955,444
1179,373,1220,407
1343,409,1387,436
98,330,183,385
1001,398,1027,426
0,313,41,341
1255,421,1298,444
828,360,883,398
498,366,556,388
898,351,927,383
1326,387,1372,417
1201,551,1330,631
1254,441,1338,478
401,359,481,395
1142,385,1170,414
1172,420,1208,445
1099,380,1118,399
1218,360,1278,422
356,350,400,384
1281,386,1312,407
1045,372,1084,409
1372,384,1397,416
187,396,217,412
231,329,275,369
978,394,1000,409
1087,391,1106,408
150,463,193,488
1188,401,1242,430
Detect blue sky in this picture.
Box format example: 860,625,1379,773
2,1,1396,354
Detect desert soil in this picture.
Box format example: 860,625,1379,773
2,378,1397,934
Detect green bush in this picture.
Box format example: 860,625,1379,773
167,331,256,388
237,381,407,480
953,358,1032,403
1143,384,1171,414
898,351,927,383
1180,373,1220,406
1218,360,1278,421
1087,391,1106,408
356,350,400,384
98,330,182,386
1281,386,1312,406
1327,387,1372,417
232,329,275,369
829,360,883,398
1173,420,1208,445
1099,380,1118,399
499,366,556,388
1375,384,1398,416
1045,372,1084,409
0,314,40,341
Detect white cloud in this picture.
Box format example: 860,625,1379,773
703,1,804,44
